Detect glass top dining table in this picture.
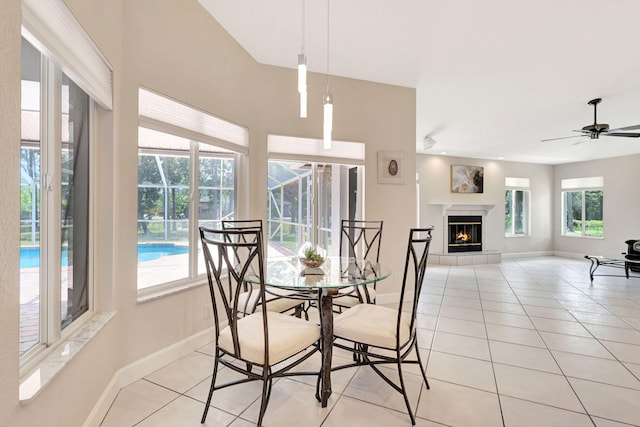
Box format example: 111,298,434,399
245,256,391,407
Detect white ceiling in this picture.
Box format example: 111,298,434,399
198,0,640,165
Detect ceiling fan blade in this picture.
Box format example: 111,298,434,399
604,132,640,138
541,135,585,142
607,124,640,132
572,137,590,145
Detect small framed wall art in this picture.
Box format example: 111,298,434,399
451,165,484,193
377,151,406,184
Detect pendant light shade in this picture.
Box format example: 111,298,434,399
323,92,333,149
323,0,332,150
298,53,307,118
298,1,307,118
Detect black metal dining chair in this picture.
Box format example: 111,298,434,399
334,220,383,309
199,226,321,426
331,227,433,425
221,219,306,317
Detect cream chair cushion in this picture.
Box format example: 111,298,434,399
334,304,410,349
218,312,320,365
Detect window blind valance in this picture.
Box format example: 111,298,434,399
138,88,249,155
22,0,113,109
268,134,365,166
505,177,530,188
561,176,604,190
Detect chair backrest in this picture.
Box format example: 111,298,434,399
222,219,264,261
339,220,383,262
222,219,263,232
199,226,269,360
398,227,433,335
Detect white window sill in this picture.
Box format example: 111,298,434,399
137,277,208,304
19,311,116,403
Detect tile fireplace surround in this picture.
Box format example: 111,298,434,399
429,203,500,266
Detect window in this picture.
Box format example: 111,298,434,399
504,177,530,236
561,177,604,238
267,135,364,256
20,38,94,357
505,189,529,235
137,89,247,292
137,129,236,288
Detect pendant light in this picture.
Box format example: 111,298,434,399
323,0,332,150
323,92,333,149
298,0,307,118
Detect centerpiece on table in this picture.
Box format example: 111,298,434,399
297,242,326,275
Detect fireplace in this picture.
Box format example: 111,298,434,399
447,215,482,253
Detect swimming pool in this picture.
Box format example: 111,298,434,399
137,244,189,262
20,244,189,268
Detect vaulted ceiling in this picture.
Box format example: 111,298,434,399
199,0,640,164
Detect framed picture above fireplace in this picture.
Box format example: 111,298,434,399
451,165,484,193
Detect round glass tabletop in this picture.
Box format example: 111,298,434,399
245,256,391,290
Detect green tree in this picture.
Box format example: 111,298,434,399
504,190,512,233
138,155,163,236
585,190,603,220
165,157,189,232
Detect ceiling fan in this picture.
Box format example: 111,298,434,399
542,98,640,143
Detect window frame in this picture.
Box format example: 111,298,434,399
19,37,97,369
560,176,604,239
136,89,248,297
504,177,531,238
266,159,363,257
265,135,365,258
504,188,530,237
136,131,241,297
561,188,604,238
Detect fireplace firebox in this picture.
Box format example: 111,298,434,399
447,215,482,253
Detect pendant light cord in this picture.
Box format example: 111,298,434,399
326,0,330,92
301,0,305,54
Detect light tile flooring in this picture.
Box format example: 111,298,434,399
100,256,640,426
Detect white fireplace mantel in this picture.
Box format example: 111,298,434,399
429,202,496,217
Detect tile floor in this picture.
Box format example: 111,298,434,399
100,256,640,426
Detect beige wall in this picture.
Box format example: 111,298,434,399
0,0,22,425
417,154,554,256
553,154,640,257
0,0,417,425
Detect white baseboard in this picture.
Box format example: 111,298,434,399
83,373,121,427
552,251,589,260
83,327,214,427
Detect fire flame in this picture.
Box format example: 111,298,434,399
456,231,471,241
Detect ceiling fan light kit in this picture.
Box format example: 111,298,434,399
543,98,640,142
581,98,607,139
423,135,437,150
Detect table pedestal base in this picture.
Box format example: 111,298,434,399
316,288,336,407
